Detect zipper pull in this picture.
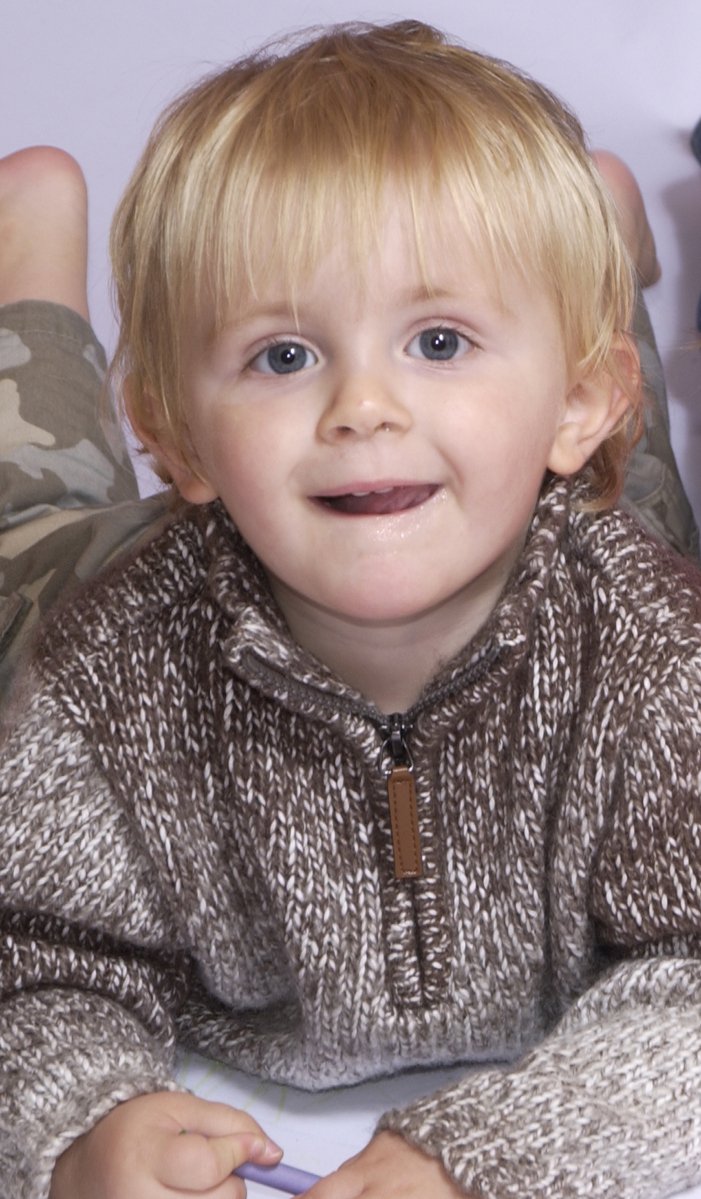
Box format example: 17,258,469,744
378,714,423,881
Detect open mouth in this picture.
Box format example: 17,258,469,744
315,484,439,516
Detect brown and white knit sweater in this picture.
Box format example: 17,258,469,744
2,478,701,1199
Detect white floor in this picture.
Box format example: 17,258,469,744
177,1050,701,1198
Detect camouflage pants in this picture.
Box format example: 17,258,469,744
0,301,168,699
0,296,698,700
624,295,700,560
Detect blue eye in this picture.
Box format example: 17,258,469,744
250,341,318,375
407,327,470,361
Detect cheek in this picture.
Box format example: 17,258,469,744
444,398,564,518
201,408,297,538
446,403,550,475
488,385,567,463
195,405,264,485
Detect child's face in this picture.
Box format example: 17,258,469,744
176,195,586,637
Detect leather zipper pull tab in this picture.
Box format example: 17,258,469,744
387,764,423,880
378,714,423,880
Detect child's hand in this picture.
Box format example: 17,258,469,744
49,1090,282,1199
305,1131,472,1199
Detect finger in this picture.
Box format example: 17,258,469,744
162,1094,272,1142
178,1175,248,1199
207,1130,283,1179
158,1130,281,1191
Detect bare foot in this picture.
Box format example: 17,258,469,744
592,149,661,288
0,145,90,318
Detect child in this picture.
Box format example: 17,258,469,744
1,19,701,1199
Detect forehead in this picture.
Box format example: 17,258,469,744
208,181,534,332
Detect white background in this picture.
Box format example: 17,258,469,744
1,0,700,515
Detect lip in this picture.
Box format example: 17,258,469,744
312,481,441,516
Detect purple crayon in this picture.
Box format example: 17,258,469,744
235,1160,321,1195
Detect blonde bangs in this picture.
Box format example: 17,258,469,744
198,56,500,323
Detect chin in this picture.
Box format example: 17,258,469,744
328,591,441,626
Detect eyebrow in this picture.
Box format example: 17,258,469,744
211,276,508,346
210,303,302,347
218,286,456,330
400,284,454,304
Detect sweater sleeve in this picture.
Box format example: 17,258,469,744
379,958,701,1198
0,673,188,1199
379,655,701,1199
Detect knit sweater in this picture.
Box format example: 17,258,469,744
2,478,701,1199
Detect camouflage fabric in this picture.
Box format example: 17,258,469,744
624,291,700,559
0,301,168,701
0,293,698,704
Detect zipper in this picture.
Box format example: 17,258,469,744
377,713,422,881
244,643,500,882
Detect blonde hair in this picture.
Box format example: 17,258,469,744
111,19,640,504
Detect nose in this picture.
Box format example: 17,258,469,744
316,372,412,443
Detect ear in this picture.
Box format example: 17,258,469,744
547,335,639,477
123,378,217,504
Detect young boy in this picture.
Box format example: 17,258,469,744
1,20,701,1199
